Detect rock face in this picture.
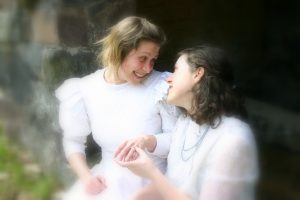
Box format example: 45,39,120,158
0,0,299,188
0,0,136,185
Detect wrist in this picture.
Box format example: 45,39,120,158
80,172,93,183
149,166,163,181
144,135,157,153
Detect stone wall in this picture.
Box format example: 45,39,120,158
0,0,136,185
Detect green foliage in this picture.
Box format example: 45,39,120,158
0,126,60,200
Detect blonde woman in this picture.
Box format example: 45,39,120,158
117,45,259,200
56,16,178,200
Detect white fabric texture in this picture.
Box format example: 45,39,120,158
56,69,179,200
166,115,259,200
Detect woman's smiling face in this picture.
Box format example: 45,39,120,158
118,40,160,85
166,54,203,111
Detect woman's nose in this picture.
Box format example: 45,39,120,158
143,62,153,73
166,74,173,84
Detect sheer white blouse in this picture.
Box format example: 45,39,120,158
166,115,259,200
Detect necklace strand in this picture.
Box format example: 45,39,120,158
181,123,209,161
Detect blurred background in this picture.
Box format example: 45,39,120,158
0,0,299,199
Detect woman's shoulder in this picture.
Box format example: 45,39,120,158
80,69,104,85
219,116,252,133
144,70,170,85
55,69,103,103
55,78,82,102
216,116,255,146
145,70,170,100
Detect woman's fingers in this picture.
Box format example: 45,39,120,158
116,148,155,178
132,151,139,160
85,176,107,195
115,150,139,167
97,176,107,187
124,147,136,161
114,141,127,158
118,144,133,161
114,141,137,161
134,147,146,156
114,136,147,160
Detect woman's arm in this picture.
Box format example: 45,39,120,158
68,153,107,195
56,79,107,195
149,168,190,200
68,153,91,182
117,147,191,200
129,184,163,200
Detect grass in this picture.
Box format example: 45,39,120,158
0,125,60,200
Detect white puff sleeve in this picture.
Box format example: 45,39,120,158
199,125,259,200
151,72,180,158
55,78,91,159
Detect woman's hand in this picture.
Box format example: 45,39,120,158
84,175,107,195
67,153,107,195
114,135,157,162
117,148,190,200
116,147,159,179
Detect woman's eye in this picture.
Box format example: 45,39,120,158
139,57,146,62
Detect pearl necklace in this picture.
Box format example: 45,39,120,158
181,121,210,161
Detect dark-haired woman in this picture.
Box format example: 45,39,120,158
116,45,259,200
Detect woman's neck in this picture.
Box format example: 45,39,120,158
104,68,126,84
181,94,194,114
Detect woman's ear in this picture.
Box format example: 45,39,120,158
193,67,204,83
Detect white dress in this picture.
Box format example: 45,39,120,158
166,115,259,200
55,69,178,200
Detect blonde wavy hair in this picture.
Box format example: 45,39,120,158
96,16,166,76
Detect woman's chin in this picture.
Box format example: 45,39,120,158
130,75,148,85
128,78,143,85
166,96,176,106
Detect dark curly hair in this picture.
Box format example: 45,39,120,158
178,45,247,128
